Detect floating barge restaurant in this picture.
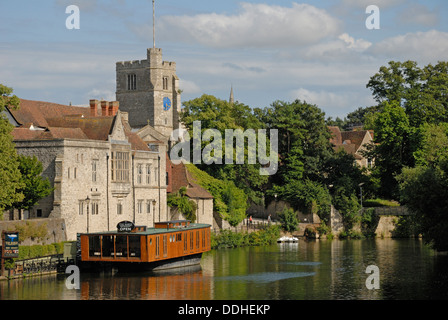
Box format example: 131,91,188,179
78,220,211,271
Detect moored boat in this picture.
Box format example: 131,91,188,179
277,236,299,243
77,220,211,272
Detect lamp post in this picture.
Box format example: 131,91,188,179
274,194,278,220
358,183,364,213
152,199,157,226
85,196,90,233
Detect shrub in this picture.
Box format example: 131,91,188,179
278,207,299,232
211,226,280,249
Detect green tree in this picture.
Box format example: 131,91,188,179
180,94,267,203
260,99,356,222
333,190,361,231
364,101,413,199
265,100,333,182
0,84,24,215
185,163,247,227
413,123,448,167
9,155,53,217
367,60,422,105
167,187,198,222
398,164,448,251
278,207,299,232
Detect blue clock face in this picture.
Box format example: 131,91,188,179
163,97,171,111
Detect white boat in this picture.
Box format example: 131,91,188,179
277,236,299,243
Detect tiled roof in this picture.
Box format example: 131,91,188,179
341,130,369,152
328,126,373,155
10,99,151,152
40,127,89,140
169,162,213,199
11,128,44,141
46,115,114,141
9,99,90,127
328,126,342,145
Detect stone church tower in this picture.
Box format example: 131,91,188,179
116,48,181,137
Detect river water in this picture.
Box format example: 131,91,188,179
1,238,448,300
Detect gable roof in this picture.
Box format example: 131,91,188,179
340,130,371,152
10,99,151,152
46,115,115,141
328,126,373,159
169,162,213,199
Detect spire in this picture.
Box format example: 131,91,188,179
152,0,156,48
229,85,234,105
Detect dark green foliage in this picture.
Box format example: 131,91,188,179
186,164,247,226
278,207,299,232
10,155,54,212
211,225,280,249
167,187,198,222
0,84,24,214
181,94,268,203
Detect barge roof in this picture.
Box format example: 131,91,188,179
80,223,211,236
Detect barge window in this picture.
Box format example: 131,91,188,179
155,236,160,258
89,236,101,257
184,233,187,252
129,236,141,258
115,235,128,258
163,235,167,257
196,231,199,249
190,231,193,251
202,230,205,248
102,235,114,257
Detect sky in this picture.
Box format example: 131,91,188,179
1,0,448,119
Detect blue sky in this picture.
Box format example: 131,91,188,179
1,0,447,118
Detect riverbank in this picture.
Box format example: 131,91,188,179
211,225,281,249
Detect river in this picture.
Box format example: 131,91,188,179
1,238,448,300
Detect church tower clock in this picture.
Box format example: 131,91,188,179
115,48,181,137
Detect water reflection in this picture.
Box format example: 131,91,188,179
79,265,213,300
1,239,447,300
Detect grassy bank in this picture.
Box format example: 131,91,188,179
211,225,281,249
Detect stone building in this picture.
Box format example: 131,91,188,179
167,161,214,227
3,47,216,241
7,99,168,240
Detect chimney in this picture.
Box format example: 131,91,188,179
101,101,109,116
90,99,99,117
109,101,119,116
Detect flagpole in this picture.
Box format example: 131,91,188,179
153,0,156,48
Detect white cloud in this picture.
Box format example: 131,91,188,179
157,3,341,48
338,33,372,51
179,79,201,95
290,87,376,117
369,30,448,64
86,88,115,101
292,88,349,109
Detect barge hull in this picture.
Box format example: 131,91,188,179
79,253,203,272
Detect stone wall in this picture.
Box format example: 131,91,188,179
247,200,317,223
374,216,398,238
330,206,344,235
0,218,67,246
